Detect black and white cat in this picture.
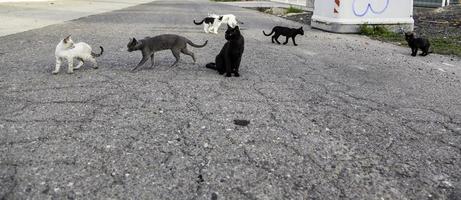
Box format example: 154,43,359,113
194,14,240,34
53,35,103,74
263,26,304,46
405,32,431,56
206,25,244,77
127,34,208,71
194,14,223,34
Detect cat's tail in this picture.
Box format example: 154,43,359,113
193,19,205,25
206,63,216,70
91,46,104,57
263,29,274,36
188,40,208,48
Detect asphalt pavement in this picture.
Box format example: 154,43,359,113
1,0,460,199
0,0,154,37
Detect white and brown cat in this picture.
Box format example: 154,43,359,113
53,35,103,74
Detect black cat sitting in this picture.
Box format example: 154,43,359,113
405,32,431,56
263,26,304,46
206,25,244,77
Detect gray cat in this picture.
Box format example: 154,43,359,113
127,34,208,71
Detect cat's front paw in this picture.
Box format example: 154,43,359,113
52,70,59,75
294,44,298,46
225,73,232,77
67,70,74,74
234,72,240,77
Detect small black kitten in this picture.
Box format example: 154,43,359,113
405,32,431,56
263,26,304,46
206,25,244,77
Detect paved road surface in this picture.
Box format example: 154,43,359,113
1,0,460,199
0,0,154,37
219,1,303,9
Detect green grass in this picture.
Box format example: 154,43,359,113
359,24,404,43
430,36,461,56
359,24,461,56
285,6,303,14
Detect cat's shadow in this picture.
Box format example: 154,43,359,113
128,61,199,72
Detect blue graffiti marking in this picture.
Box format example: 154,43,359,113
352,0,390,17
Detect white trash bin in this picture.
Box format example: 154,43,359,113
311,0,414,33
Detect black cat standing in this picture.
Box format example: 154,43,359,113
206,25,244,77
263,26,304,46
405,32,431,56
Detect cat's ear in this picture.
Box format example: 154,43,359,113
63,35,71,43
219,16,223,21
299,27,303,30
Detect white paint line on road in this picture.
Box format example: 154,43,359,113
442,62,455,67
437,68,447,72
